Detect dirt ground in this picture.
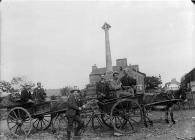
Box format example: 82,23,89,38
1,109,195,140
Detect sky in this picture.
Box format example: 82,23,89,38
0,0,194,89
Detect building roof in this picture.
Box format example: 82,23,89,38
90,65,145,76
165,78,180,86
184,68,195,82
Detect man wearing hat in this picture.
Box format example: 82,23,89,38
33,82,46,102
109,71,122,91
109,71,132,98
20,84,33,103
96,74,110,100
66,89,85,140
120,69,136,95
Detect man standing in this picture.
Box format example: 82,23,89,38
96,74,110,100
33,82,46,102
66,89,85,140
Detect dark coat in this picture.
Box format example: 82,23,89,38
21,89,32,102
120,75,136,87
96,81,110,99
33,87,46,101
66,94,83,117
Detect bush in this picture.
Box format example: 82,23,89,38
60,86,73,96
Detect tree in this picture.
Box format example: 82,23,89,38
10,76,35,91
144,76,162,90
11,77,24,85
0,81,12,92
0,76,35,95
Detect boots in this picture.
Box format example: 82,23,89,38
67,131,71,140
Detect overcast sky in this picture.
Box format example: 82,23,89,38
0,0,194,89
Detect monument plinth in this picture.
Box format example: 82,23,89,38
102,22,113,80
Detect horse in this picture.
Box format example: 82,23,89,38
142,89,184,126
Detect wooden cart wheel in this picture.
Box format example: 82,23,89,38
101,113,113,128
111,99,143,134
33,114,52,130
7,107,32,138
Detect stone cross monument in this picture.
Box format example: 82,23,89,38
102,22,113,79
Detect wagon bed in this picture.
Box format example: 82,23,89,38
98,94,143,114
96,91,183,134
97,94,144,134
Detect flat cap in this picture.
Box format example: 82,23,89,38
113,71,119,76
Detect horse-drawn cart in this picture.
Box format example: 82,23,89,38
98,94,144,134
5,98,68,138
3,89,183,138
96,91,183,134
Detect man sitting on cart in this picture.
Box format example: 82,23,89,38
120,68,136,95
66,89,86,140
33,82,46,103
109,71,134,98
96,74,110,100
20,84,33,103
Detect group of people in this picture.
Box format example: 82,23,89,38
3,70,137,139
96,69,137,100
64,69,138,139
95,69,137,136
20,82,46,103
65,70,137,140
20,82,85,140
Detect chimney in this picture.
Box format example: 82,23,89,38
116,58,127,68
92,64,98,72
132,65,139,71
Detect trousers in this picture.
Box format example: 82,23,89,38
67,115,84,136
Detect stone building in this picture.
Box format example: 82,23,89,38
181,68,195,92
164,78,180,91
89,58,146,86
